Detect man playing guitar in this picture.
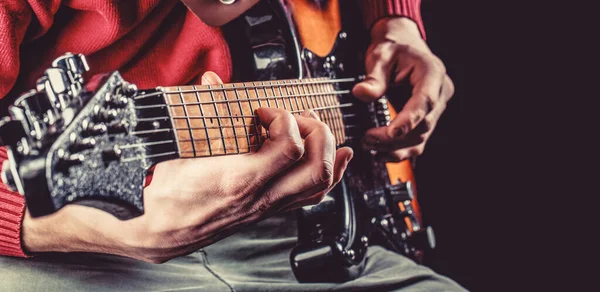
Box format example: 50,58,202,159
0,0,460,290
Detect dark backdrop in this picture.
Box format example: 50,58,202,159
416,1,512,290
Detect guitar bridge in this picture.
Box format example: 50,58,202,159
364,181,436,262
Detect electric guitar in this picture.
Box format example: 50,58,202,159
0,0,434,283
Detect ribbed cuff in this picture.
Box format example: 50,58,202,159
0,147,29,258
362,0,426,39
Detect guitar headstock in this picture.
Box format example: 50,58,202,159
0,53,174,220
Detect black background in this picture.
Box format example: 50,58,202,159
413,1,588,290
415,1,537,290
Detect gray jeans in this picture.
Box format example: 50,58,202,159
0,212,466,291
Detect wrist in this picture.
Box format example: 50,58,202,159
371,17,423,43
21,206,110,254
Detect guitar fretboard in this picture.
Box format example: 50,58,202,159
162,78,350,158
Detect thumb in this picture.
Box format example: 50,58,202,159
352,52,393,102
201,71,224,85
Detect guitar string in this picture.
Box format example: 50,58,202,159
120,104,353,161
133,77,357,100
133,90,351,109
129,104,351,136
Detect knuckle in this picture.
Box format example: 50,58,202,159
409,110,426,129
423,94,437,112
281,138,305,162
422,116,435,133
371,44,393,61
312,159,335,190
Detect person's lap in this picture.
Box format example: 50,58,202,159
0,212,466,291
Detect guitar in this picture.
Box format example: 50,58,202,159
0,0,434,283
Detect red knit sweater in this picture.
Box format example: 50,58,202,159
0,0,424,257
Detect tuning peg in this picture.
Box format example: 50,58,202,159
121,83,138,97
102,146,122,162
104,93,129,108
69,133,96,152
93,105,118,122
107,121,129,135
81,119,107,137
57,149,84,170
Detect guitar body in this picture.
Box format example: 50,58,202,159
223,0,434,283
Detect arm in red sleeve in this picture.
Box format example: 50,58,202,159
0,0,62,257
0,147,29,257
361,0,426,39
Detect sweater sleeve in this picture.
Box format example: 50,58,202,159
0,0,61,257
361,0,426,39
0,147,28,257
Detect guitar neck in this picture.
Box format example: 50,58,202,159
156,77,352,158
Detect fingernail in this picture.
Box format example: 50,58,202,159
309,110,319,120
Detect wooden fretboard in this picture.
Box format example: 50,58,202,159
162,78,351,158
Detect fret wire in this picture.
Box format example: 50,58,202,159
335,92,347,143
323,84,340,143
291,80,302,111
161,89,181,155
276,81,289,111
328,85,343,144
280,80,289,110
283,80,292,111
314,83,332,140
253,81,265,143
177,88,197,156
331,91,344,143
208,84,228,155
306,82,322,121
267,80,277,109
327,86,342,144
298,81,308,110
232,83,251,148
193,85,213,156
285,80,295,111
243,82,259,145
221,84,240,154
318,83,334,141
283,81,294,111
261,81,272,108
